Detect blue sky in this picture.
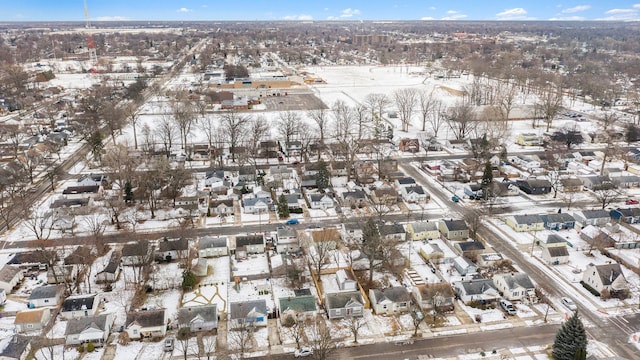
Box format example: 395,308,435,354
2,1,640,22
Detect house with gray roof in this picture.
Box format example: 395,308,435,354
438,220,469,240
369,286,411,315
582,263,628,296
454,241,486,260
0,335,32,360
453,278,501,304
378,223,406,241
178,305,218,332
341,223,364,243
242,197,269,214
235,234,265,254
278,295,318,321
406,221,439,241
610,208,640,224
573,209,611,227
540,213,576,230
229,300,268,329
157,238,189,261
96,251,121,283
412,283,455,312
0,265,23,294
65,314,113,346
541,246,570,265
325,291,364,319
125,309,166,339
276,227,300,253
453,256,478,275
493,273,536,301
307,193,334,209
198,236,228,258
27,285,63,308
506,215,544,232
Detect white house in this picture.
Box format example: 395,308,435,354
336,269,358,291
0,266,23,294
400,185,429,203
14,308,51,333
242,197,269,214
178,305,218,333
198,236,228,258
369,287,411,315
229,300,268,329
541,246,570,265
27,285,63,308
453,278,501,304
65,314,113,346
276,227,300,253
307,193,334,209
412,283,456,312
325,291,364,319
493,273,536,301
125,309,167,339
60,294,100,320
582,263,628,295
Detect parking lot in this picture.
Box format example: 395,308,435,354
261,93,327,111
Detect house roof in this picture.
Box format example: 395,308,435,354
62,185,99,194
545,234,567,244
456,241,485,252
121,240,150,257
0,335,31,359
513,214,543,225
520,179,552,187
62,294,97,312
309,193,330,202
276,227,297,239
283,194,300,204
541,213,576,223
613,208,640,217
378,223,405,237
577,209,610,219
370,286,411,304
236,235,264,247
545,246,569,257
457,278,497,295
7,251,54,266
28,285,61,301
343,190,366,200
158,238,189,253
442,220,468,231
14,308,48,324
178,305,218,325
243,197,269,207
199,236,227,249
229,300,267,320
591,263,626,286
65,314,110,335
210,199,234,207
410,221,438,233
325,291,363,309
278,295,317,313
397,177,416,185
496,273,535,290
418,283,455,298
126,309,166,328
99,251,121,274
405,185,425,195
0,265,21,283
65,246,94,265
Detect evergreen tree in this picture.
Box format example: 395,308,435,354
315,159,330,192
481,162,493,200
181,270,197,290
124,181,133,204
552,311,587,360
277,194,290,218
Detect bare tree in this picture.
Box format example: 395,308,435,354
229,320,254,359
159,114,178,154
345,317,366,344
417,89,440,132
277,111,301,151
593,183,625,209
197,114,218,149
364,93,391,121
307,231,334,277
411,307,425,337
308,318,338,360
393,88,418,132
25,208,55,240
446,100,477,140
220,110,250,163
170,92,197,150
535,85,563,132
123,102,141,149
307,108,329,143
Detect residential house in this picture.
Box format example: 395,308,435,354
121,240,153,266
419,243,445,262
515,179,552,195
369,286,412,315
612,175,640,188
342,190,368,208
341,223,364,243
516,133,542,146
454,241,486,260
573,151,597,163
582,263,628,296
398,138,420,153
47,265,75,285
283,194,302,211
310,228,341,250
329,161,349,177
477,253,505,267
175,196,198,210
76,173,107,187
354,161,376,184
27,285,63,308
542,234,567,247
125,309,167,339
506,215,544,232
579,225,616,248
560,178,583,193
62,185,100,199
395,177,417,188
242,197,269,214
453,256,478,276
610,208,640,224
96,251,121,283
438,220,470,240
7,251,51,272
541,246,570,265
335,269,358,291
307,193,334,210
60,294,100,320
371,188,399,205
235,234,265,254
209,199,234,216
14,308,51,333
177,305,218,332
378,223,406,242
512,155,541,171
0,335,32,360
493,273,536,301
204,170,227,188
580,175,613,190
198,236,228,258
65,314,113,346
412,283,455,312
276,227,300,253
453,278,501,304
238,167,255,182
491,182,520,197
464,183,483,199
278,295,318,321
401,185,429,203
0,265,23,293
157,238,189,261
573,210,611,227
540,213,576,230
325,291,364,319
229,300,268,329
406,221,439,241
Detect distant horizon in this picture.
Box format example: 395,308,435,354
2,1,640,22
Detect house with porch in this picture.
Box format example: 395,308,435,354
573,209,611,227
406,221,439,241
400,185,429,203
125,309,167,340
27,285,63,308
378,223,406,242
610,208,640,224
307,193,334,209
369,286,412,315
325,291,364,319
276,227,300,253
65,314,113,346
0,265,23,294
453,278,501,304
198,236,228,258
278,294,318,321
505,215,544,232
582,263,628,296
156,238,189,262
540,213,576,230
412,283,455,312
14,308,51,333
235,234,265,254
493,273,536,301
229,300,268,329
178,305,218,332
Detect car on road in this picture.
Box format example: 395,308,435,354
561,297,577,311
294,347,313,357
285,218,299,225
451,195,460,202
499,300,517,315
164,337,175,352
625,199,639,205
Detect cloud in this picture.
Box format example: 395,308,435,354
597,7,639,20
177,7,192,13
496,7,529,20
561,5,591,13
95,15,129,21
429,6,436,10
635,4,640,8
441,10,467,20
201,4,208,8
421,16,435,20
340,8,361,18
549,16,586,21
283,14,313,20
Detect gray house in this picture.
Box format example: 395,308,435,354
157,238,189,261
369,286,411,315
0,335,32,360
453,278,500,304
65,314,113,346
438,220,469,240
235,235,265,254
178,305,218,332
198,236,228,258
229,300,268,329
27,285,63,308
325,291,364,319
573,210,611,227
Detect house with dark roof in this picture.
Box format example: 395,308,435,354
560,178,583,193
235,234,265,254
229,300,268,329
505,215,544,232
242,197,269,214
76,173,107,188
125,309,167,339
157,238,189,261
62,185,100,199
27,285,63,308
0,335,32,360
0,265,23,293
515,179,552,195
582,263,628,296
477,253,505,267
378,223,406,242
342,190,368,208
368,286,411,315
438,220,469,240
198,236,228,258
209,199,234,216
453,278,501,304
454,241,486,260
6,251,52,271
275,227,300,253
493,273,536,301
400,185,429,203
610,208,640,224
65,314,113,346
278,295,318,321
307,193,334,210
178,305,218,332
540,213,576,230
541,246,570,265
60,294,100,320
341,223,364,243
412,283,455,312
453,256,478,275
95,251,121,283
542,234,567,247
14,308,51,333
325,291,364,319
121,240,153,266
573,209,611,227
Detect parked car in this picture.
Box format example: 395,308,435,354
285,218,300,225
625,199,639,205
499,300,517,315
561,297,577,311
294,347,313,357
164,337,175,352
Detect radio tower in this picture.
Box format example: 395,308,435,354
84,0,98,73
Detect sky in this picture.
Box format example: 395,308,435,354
1,1,640,22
